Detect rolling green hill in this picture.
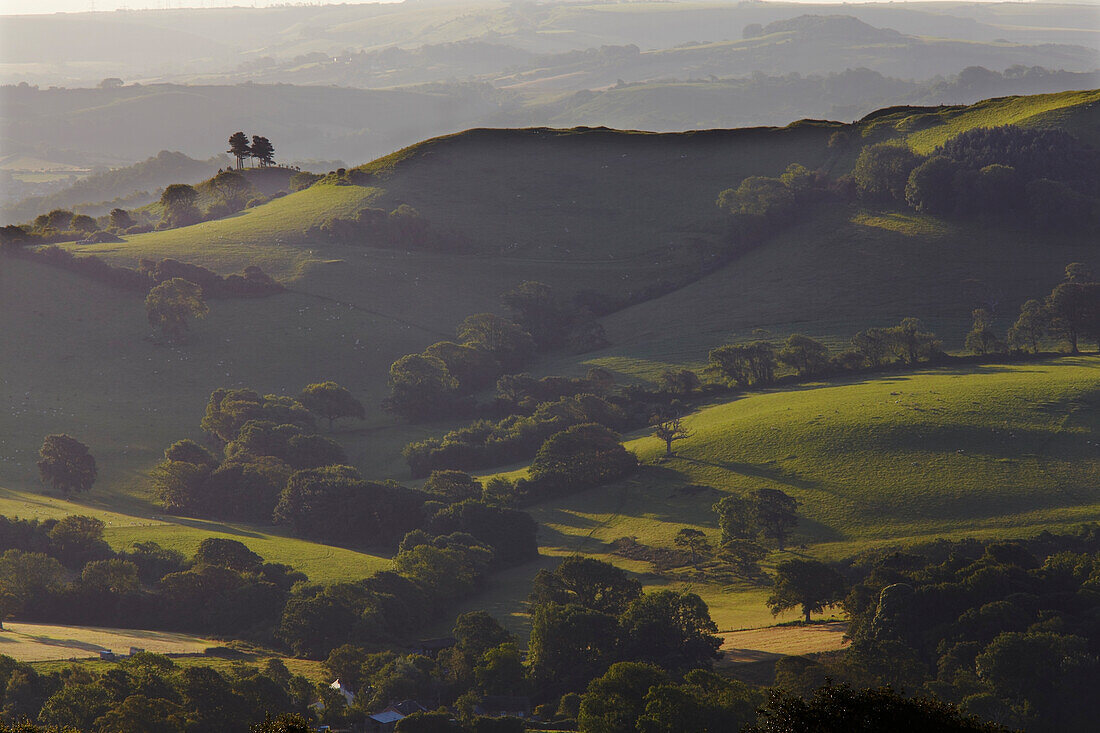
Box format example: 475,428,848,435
74,88,1097,274
2,90,1099,634
463,357,1100,633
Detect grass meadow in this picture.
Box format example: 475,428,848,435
0,622,212,662
3,90,1098,641
463,358,1100,635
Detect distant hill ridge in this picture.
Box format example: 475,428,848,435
40,88,1098,284
761,14,905,43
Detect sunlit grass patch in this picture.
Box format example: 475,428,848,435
851,210,950,237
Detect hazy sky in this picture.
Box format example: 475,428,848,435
0,0,1064,17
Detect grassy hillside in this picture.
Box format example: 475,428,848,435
460,357,1100,634
4,91,1099,633
865,88,1100,153
85,122,845,278
89,88,1097,273
20,90,1099,478
587,207,1098,375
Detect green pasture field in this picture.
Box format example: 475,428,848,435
589,207,1098,377
463,358,1100,635
0,622,211,663
871,89,1100,153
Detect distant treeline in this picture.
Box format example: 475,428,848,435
1,150,228,225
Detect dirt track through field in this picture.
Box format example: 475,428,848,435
719,621,849,664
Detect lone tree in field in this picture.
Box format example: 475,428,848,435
767,558,846,623
713,494,757,543
159,183,201,228
145,277,208,342
108,208,134,230
651,414,693,456
752,488,798,551
673,528,711,567
251,135,275,167
37,434,97,496
298,381,365,430
228,131,251,170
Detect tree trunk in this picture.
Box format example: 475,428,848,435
665,438,673,456
804,608,811,624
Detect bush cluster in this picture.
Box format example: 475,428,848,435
403,393,626,477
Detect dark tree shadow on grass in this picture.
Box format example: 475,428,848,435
677,457,820,492
160,516,264,539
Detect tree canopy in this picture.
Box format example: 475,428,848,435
37,434,97,497
145,278,208,342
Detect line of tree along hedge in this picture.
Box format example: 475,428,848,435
705,319,943,389
0,650,319,732
385,282,611,423
383,312,533,421
1,244,282,297
278,532,495,658
308,203,466,251
402,393,627,477
0,516,302,641
494,422,638,505
0,511,525,679
716,163,840,242
308,556,744,731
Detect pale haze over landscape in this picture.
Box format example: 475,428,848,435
3,0,1087,12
